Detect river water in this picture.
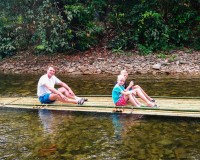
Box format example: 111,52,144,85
0,73,200,159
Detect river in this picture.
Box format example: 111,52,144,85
0,73,200,159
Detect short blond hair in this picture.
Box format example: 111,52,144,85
117,74,125,81
120,69,127,75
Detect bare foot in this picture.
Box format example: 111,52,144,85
147,102,155,107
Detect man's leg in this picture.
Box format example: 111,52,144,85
58,87,79,100
58,87,88,102
49,93,78,104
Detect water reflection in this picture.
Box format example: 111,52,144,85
1,108,200,159
38,109,75,134
1,73,200,159
121,116,200,159
0,73,200,97
39,110,55,134
111,114,123,139
111,114,143,140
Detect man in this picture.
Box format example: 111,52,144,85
37,65,85,105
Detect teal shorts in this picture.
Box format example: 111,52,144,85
39,94,55,104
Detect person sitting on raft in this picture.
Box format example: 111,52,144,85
112,75,158,112
112,75,143,112
120,69,156,103
37,65,86,105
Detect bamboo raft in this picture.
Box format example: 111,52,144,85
0,96,200,118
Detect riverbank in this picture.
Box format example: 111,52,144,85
0,48,199,75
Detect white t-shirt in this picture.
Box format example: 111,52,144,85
37,74,61,97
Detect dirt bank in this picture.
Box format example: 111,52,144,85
0,48,199,76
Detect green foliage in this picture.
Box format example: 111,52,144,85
137,44,153,55
157,52,167,59
0,19,29,57
0,36,16,57
107,0,199,54
0,0,199,57
32,0,70,54
0,0,104,56
169,55,177,62
62,2,104,51
0,0,37,57
31,0,104,54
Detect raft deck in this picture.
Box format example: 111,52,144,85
0,96,200,118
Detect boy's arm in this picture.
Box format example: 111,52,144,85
124,81,134,91
121,90,134,95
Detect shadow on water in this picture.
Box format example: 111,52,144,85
1,73,200,159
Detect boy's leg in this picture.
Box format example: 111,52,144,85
133,85,154,101
115,95,127,112
127,94,141,107
133,96,143,106
134,88,155,107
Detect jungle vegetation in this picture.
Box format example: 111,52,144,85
0,0,199,58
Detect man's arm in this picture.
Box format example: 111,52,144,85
44,84,66,99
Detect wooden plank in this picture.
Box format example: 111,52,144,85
0,96,200,118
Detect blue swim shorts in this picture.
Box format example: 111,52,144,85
39,94,55,104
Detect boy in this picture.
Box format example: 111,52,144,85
120,70,155,102
112,75,143,112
